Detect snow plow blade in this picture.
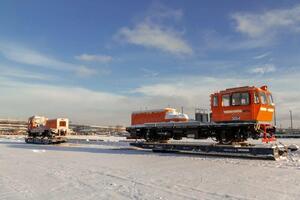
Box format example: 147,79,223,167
25,137,67,144
130,142,288,160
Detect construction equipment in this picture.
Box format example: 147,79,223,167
25,116,69,144
127,85,288,159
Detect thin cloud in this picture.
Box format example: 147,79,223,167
0,64,54,81
201,30,273,51
75,65,110,77
253,52,271,60
249,64,276,74
115,5,192,55
75,54,113,63
117,22,192,55
144,2,183,23
140,68,159,77
75,66,98,77
232,4,300,38
0,42,96,77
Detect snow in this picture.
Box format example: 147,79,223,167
32,149,46,153
0,137,300,200
66,135,127,142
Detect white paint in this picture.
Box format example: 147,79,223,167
132,108,173,114
224,109,243,114
32,149,46,153
260,107,268,111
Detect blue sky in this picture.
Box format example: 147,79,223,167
0,0,300,127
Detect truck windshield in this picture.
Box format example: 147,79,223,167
254,92,260,104
260,92,268,104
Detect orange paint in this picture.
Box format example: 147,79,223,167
45,119,58,129
131,108,188,125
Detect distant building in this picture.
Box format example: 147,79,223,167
0,119,127,136
69,124,126,136
0,119,27,135
276,128,300,134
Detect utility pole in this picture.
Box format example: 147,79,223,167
289,110,293,130
274,108,277,127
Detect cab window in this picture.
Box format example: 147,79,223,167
213,95,218,107
254,92,260,104
222,94,230,107
260,92,268,104
241,93,250,105
232,92,249,106
59,121,66,127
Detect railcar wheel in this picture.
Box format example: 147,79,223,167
217,130,234,145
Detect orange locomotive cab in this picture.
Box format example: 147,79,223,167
211,85,276,142
211,85,274,123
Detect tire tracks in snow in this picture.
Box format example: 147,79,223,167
88,168,235,200
0,175,35,199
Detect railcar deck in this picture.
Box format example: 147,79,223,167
128,120,257,128
130,141,288,160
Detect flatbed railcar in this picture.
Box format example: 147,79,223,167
127,121,264,144
130,142,287,160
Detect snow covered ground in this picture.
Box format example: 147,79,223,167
0,137,299,200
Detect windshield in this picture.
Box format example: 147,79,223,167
260,92,268,104
254,92,260,104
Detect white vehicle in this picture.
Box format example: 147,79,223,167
26,116,69,144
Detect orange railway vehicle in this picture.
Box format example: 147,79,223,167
211,85,276,143
211,85,274,123
26,116,69,144
131,108,189,126
126,85,276,144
